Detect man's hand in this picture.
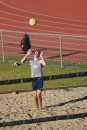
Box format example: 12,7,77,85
40,52,46,66
40,52,43,58
26,49,32,56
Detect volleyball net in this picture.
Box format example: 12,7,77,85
0,70,87,93
0,29,87,93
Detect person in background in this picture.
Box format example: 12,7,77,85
21,49,46,109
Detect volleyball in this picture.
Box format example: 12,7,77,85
29,18,37,26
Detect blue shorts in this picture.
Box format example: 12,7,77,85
32,78,43,91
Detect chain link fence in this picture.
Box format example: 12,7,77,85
0,30,87,67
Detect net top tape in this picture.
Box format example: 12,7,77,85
0,72,87,85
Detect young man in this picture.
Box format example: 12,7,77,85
21,49,46,109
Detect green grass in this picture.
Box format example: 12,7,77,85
0,59,87,92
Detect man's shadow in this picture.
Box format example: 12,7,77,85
45,96,87,108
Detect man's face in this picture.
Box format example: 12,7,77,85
34,51,40,57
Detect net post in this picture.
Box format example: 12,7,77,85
59,34,63,68
1,30,5,62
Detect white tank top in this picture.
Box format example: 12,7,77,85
30,60,42,77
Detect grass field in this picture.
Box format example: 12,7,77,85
0,58,87,92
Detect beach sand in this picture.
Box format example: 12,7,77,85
0,87,87,130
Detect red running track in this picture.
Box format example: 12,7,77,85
0,0,87,35
0,0,87,63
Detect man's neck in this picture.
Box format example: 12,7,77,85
34,57,38,60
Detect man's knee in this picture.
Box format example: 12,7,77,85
37,91,41,99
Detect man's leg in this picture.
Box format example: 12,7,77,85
37,90,42,108
33,91,39,109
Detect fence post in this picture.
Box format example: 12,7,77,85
60,34,63,67
1,30,5,62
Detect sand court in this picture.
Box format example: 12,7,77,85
0,87,87,130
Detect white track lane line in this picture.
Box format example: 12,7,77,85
0,10,87,28
0,1,87,35
0,0,87,23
